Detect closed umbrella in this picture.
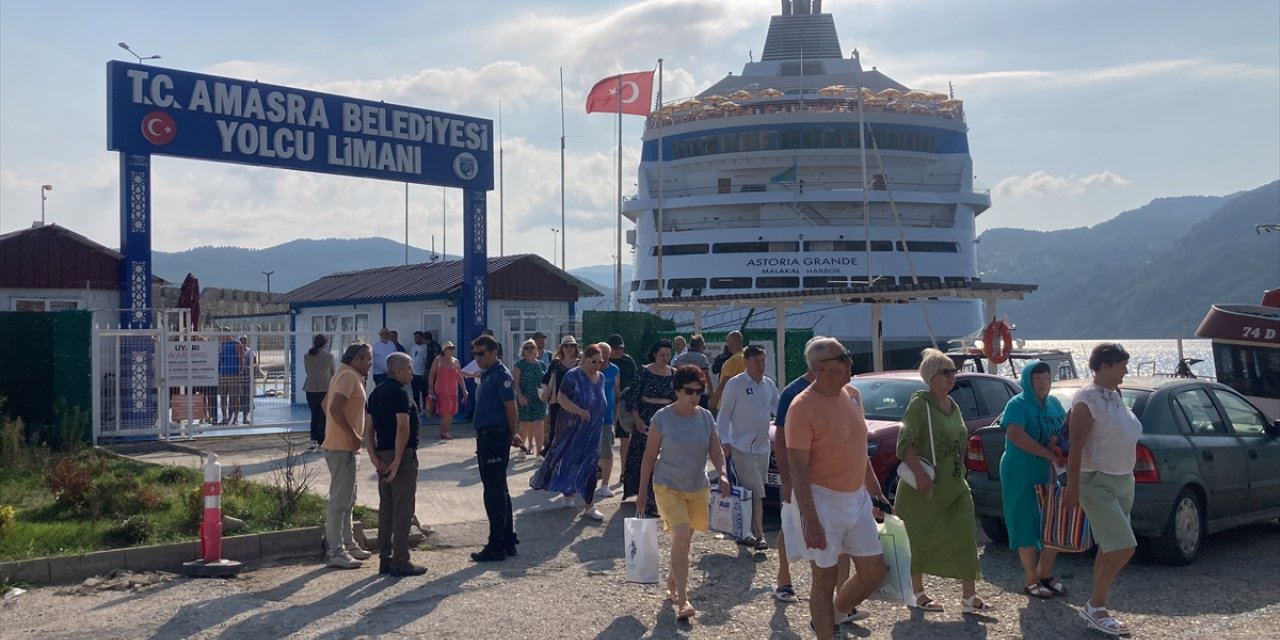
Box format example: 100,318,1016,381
178,273,201,331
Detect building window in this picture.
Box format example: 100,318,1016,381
12,299,79,312
651,243,709,256
310,312,370,356
756,277,800,289
710,277,752,289
503,308,547,358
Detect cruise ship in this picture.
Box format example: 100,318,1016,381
623,0,991,365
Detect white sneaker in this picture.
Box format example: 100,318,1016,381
515,449,527,460
327,551,363,569
558,494,577,509
344,544,372,560
596,485,615,499
583,506,605,521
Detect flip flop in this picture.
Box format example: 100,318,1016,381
772,583,799,603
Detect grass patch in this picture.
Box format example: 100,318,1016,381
0,449,343,562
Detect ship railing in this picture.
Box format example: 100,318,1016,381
626,179,973,200
647,97,964,130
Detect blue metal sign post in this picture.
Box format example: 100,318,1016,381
107,60,493,425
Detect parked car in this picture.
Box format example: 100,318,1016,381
966,377,1280,565
764,370,1021,506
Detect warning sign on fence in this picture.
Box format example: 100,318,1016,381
167,342,218,387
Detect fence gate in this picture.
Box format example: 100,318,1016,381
93,325,360,442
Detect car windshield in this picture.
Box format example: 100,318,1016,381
850,378,926,421
1049,387,1148,417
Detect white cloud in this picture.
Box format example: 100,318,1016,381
909,58,1277,94
994,170,1129,197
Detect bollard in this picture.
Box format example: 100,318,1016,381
183,452,243,577
200,452,223,562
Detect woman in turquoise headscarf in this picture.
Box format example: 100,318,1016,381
999,360,1068,599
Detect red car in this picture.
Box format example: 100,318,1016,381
765,370,1021,505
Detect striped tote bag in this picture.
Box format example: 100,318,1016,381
1036,480,1094,553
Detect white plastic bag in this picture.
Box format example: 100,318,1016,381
624,517,660,584
708,485,753,539
872,514,914,606
779,496,809,563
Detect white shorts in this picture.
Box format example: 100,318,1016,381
806,485,882,569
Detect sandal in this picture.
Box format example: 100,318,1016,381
754,538,769,552
1080,603,1131,637
1024,583,1053,599
676,600,696,620
961,594,996,614
772,583,799,603
737,535,758,546
910,591,943,612
1039,576,1067,596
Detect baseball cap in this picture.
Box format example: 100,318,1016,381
607,334,625,349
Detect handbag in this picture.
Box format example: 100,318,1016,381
871,514,914,606
539,368,557,404
624,516,660,583
708,485,753,539
896,405,937,490
1037,470,1093,553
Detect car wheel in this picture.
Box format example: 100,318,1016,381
980,516,1009,545
1146,488,1204,566
883,473,900,505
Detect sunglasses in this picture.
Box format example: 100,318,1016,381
679,386,704,396
821,351,853,364
472,350,489,358
940,368,957,377
522,345,535,351
587,358,603,365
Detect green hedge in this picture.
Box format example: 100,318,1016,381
582,310,675,362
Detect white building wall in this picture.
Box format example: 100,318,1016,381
0,286,120,326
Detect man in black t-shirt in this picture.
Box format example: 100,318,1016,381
607,334,639,480
364,352,426,577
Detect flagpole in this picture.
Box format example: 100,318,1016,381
855,49,872,284
656,58,665,299
559,67,566,271
615,73,623,312
498,99,504,256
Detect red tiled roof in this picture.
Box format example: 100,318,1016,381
274,254,601,305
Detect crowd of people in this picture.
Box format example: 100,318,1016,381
305,327,1143,638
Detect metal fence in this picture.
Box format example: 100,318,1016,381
93,324,364,442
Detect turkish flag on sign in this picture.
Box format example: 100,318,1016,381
585,71,655,116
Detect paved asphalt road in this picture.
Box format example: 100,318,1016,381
3,427,1278,639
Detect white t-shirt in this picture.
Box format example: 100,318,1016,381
410,344,430,376
716,373,780,455
1073,383,1143,475
371,340,397,376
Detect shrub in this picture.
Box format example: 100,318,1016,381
138,487,163,512
104,515,155,546
0,416,23,469
84,469,143,520
0,505,14,536
43,452,106,509
155,465,197,486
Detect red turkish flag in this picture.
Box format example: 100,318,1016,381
584,71,654,116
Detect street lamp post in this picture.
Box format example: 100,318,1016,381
261,271,275,296
550,228,560,268
40,184,53,225
118,42,161,64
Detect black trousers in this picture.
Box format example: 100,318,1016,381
306,391,327,443
411,375,427,410
476,425,515,549
377,449,418,567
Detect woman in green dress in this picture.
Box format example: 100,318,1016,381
895,348,994,614
513,339,548,460
999,360,1068,599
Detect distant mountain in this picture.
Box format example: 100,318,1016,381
569,264,633,311
153,238,454,292
982,181,1280,338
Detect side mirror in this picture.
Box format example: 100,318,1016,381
1265,420,1280,438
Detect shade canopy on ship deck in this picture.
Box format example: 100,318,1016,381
638,280,1038,372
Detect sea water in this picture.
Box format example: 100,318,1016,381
1023,339,1215,379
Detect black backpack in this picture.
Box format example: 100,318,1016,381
711,350,733,375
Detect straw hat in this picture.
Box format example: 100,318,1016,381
560,335,578,346
442,341,455,349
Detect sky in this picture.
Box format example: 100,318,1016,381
1,0,1277,271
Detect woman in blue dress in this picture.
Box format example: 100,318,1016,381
999,360,1068,599
532,343,609,521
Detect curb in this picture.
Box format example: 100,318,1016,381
0,526,323,586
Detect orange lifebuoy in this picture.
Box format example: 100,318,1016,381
982,319,1013,364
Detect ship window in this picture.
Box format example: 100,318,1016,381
944,276,968,285
667,278,707,289
900,276,943,285
756,277,800,289
805,240,893,252
781,131,802,150
740,132,759,152
630,280,641,292
641,279,660,291
713,241,799,253
710,277,752,289
803,129,822,148
702,136,718,154
1213,343,1280,400
896,241,960,253
759,130,778,150
822,129,842,149
720,134,740,153
652,243,709,256
804,276,850,288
